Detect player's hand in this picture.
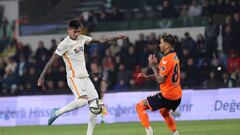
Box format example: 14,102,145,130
137,73,148,79
148,54,158,66
117,34,127,40
37,77,45,87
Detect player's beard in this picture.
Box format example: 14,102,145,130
160,46,165,53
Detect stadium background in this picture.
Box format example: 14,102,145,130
0,0,240,135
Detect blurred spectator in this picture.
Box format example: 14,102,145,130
135,33,147,55
222,72,238,88
131,65,144,87
2,68,18,95
95,8,109,21
161,0,177,19
116,64,131,83
226,0,240,14
109,40,121,56
203,71,219,89
196,34,208,59
17,55,29,80
34,41,48,73
222,25,237,54
180,71,187,89
210,57,225,82
123,46,137,71
215,0,227,15
23,66,38,93
84,10,98,32
180,48,190,68
188,0,202,17
185,58,198,88
55,65,67,89
198,59,211,85
35,41,48,61
2,16,8,37
120,37,133,57
137,46,149,67
227,50,240,73
113,79,128,91
110,6,124,21
205,16,220,58
180,4,190,27
233,13,240,53
0,35,10,53
181,32,197,57
201,0,215,16
222,15,235,37
15,42,32,59
5,57,17,73
173,35,182,57
49,39,57,55
188,0,202,25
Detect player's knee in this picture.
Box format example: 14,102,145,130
160,110,170,117
136,103,142,112
136,102,147,112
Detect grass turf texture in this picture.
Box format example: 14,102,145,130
1,119,240,135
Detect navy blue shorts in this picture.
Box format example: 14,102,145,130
147,92,181,111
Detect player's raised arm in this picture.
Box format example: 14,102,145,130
148,54,166,84
87,34,127,44
37,53,60,87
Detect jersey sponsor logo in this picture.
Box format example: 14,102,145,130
74,46,84,54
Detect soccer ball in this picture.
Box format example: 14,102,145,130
89,98,104,114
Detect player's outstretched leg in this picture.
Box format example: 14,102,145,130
48,97,88,125
86,112,97,135
48,108,60,125
160,108,179,135
136,100,153,135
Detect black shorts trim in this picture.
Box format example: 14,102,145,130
147,92,181,111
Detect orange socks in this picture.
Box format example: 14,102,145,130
160,108,177,132
136,100,150,128
136,101,178,133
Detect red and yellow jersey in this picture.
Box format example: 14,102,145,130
159,50,182,100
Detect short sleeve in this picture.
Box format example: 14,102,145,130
82,35,92,44
159,58,173,77
55,40,69,56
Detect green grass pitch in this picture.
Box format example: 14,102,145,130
1,119,240,135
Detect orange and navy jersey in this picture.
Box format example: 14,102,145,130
159,50,182,100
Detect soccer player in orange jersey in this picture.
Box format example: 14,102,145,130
136,33,182,135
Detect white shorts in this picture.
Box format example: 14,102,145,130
67,77,98,100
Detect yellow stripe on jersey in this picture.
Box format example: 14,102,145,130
70,77,81,97
63,53,75,77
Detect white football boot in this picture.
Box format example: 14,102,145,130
172,130,179,135
145,126,154,135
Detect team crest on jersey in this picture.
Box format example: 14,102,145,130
74,46,84,54
161,66,166,71
57,47,62,52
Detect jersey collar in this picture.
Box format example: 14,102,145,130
164,50,175,56
68,35,79,44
